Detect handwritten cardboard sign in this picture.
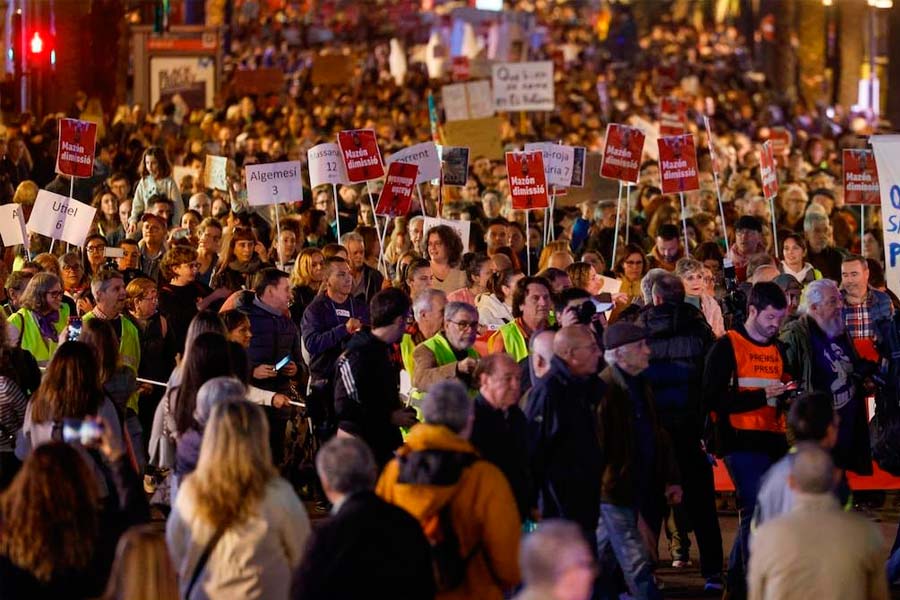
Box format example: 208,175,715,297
443,117,504,160
492,61,554,112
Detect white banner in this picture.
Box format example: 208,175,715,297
245,161,304,207
492,61,554,112
442,80,494,122
204,155,228,191
423,217,471,253
308,143,350,188
870,136,900,294
524,142,575,188
387,142,441,184
28,190,96,247
0,204,26,247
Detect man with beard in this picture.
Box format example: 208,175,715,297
779,279,872,476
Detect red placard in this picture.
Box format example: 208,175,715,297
659,97,688,136
657,134,700,194
843,149,881,206
600,123,645,183
769,126,792,167
505,151,550,210
759,141,779,200
451,56,470,81
337,129,385,182
56,118,98,178
375,162,418,216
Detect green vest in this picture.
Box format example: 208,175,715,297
410,333,479,401
8,305,70,366
400,332,417,375
83,311,142,412
497,320,529,362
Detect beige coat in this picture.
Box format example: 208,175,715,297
748,492,888,600
166,477,311,600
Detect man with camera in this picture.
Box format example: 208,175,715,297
703,282,793,599
779,279,872,476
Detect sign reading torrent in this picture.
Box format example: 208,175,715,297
387,141,441,184
204,155,228,191
759,141,779,200
308,143,350,188
524,142,576,188
337,129,385,182
492,61,554,112
374,162,418,217
657,134,700,194
659,97,688,135
601,124,646,183
245,161,304,207
843,149,881,206
0,204,27,247
56,118,98,178
506,151,550,210
28,189,96,247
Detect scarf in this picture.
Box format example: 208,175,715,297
36,310,59,341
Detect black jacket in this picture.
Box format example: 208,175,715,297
240,296,302,394
351,264,385,305
471,394,533,520
525,356,604,533
638,301,714,435
334,330,403,466
290,491,434,600
301,293,369,384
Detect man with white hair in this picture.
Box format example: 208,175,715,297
512,520,595,600
803,207,843,281
411,301,480,395
188,192,212,217
779,279,871,475
399,288,447,376
341,231,384,304
748,444,887,600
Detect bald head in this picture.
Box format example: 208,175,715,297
553,325,601,376
553,325,593,356
789,443,835,495
530,329,556,380
751,264,780,284
492,253,513,272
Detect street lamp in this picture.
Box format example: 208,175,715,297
864,0,892,116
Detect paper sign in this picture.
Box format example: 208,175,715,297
28,190,97,247
843,149,880,206
308,143,350,188
443,116,504,160
204,155,228,191
172,166,200,187
506,151,550,210
337,129,385,182
492,61,554,112
245,161,304,207
375,162,418,217
442,80,494,122
657,135,700,194
601,124,646,183
440,146,469,186
56,118,97,178
759,141,779,200
423,217,471,251
570,147,586,187
387,141,441,184
0,204,26,247
524,142,576,188
659,97,688,136
870,136,900,293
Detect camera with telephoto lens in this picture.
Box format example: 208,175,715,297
103,246,124,271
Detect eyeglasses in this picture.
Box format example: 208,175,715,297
61,264,82,271
86,245,106,253
448,320,478,331
46,290,63,298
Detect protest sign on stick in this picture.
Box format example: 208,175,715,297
505,151,550,211
28,190,96,248
308,143,350,188
56,118,98,178
204,155,229,191
0,204,27,253
600,124,645,183
245,161,304,207
524,142,575,188
440,146,469,186
337,129,385,182
759,141,780,256
843,149,880,206
375,162,418,217
387,142,441,184
703,116,730,253
659,97,688,135
870,136,900,294
658,134,700,251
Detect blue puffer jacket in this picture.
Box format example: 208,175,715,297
239,295,302,393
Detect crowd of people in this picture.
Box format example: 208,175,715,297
0,2,897,599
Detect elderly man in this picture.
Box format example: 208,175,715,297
412,301,480,395
804,207,844,281
512,520,596,600
840,254,894,363
400,288,447,375
341,231,384,304
526,325,604,543
377,380,521,599
779,279,871,475
597,322,681,600
471,353,532,521
748,445,887,600
489,276,553,361
291,437,435,599
526,329,556,392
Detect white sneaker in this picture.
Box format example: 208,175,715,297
672,559,692,568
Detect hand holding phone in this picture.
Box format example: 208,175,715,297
275,355,290,371
67,317,82,342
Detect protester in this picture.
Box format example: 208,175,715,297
158,245,213,353
839,254,894,362
137,213,167,283
489,276,552,361
211,226,268,293
127,146,182,233
448,253,494,305
646,224,683,272
288,247,325,324
478,268,524,328
779,233,821,285
425,225,467,293
7,272,69,366
0,314,38,489
411,301,480,395
195,218,223,286
290,437,434,599
101,525,179,600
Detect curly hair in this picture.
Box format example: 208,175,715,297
0,443,99,582
161,245,198,281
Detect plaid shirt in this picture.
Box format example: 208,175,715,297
842,288,893,342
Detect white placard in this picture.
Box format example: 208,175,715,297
442,83,470,122
0,204,26,247
423,217,471,253
204,155,228,191
443,80,494,122
308,143,350,188
524,142,576,188
870,135,900,294
245,161,304,207
387,142,441,184
172,165,200,186
492,61,554,112
28,190,97,247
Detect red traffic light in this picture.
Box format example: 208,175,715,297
29,31,43,55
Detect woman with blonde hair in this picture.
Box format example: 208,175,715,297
289,247,325,323
537,240,573,272
166,400,310,600
102,525,178,600
675,257,725,337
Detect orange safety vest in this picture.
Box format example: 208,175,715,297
725,330,787,434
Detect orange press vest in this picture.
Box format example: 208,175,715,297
725,330,787,434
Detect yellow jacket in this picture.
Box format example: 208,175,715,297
376,423,521,600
